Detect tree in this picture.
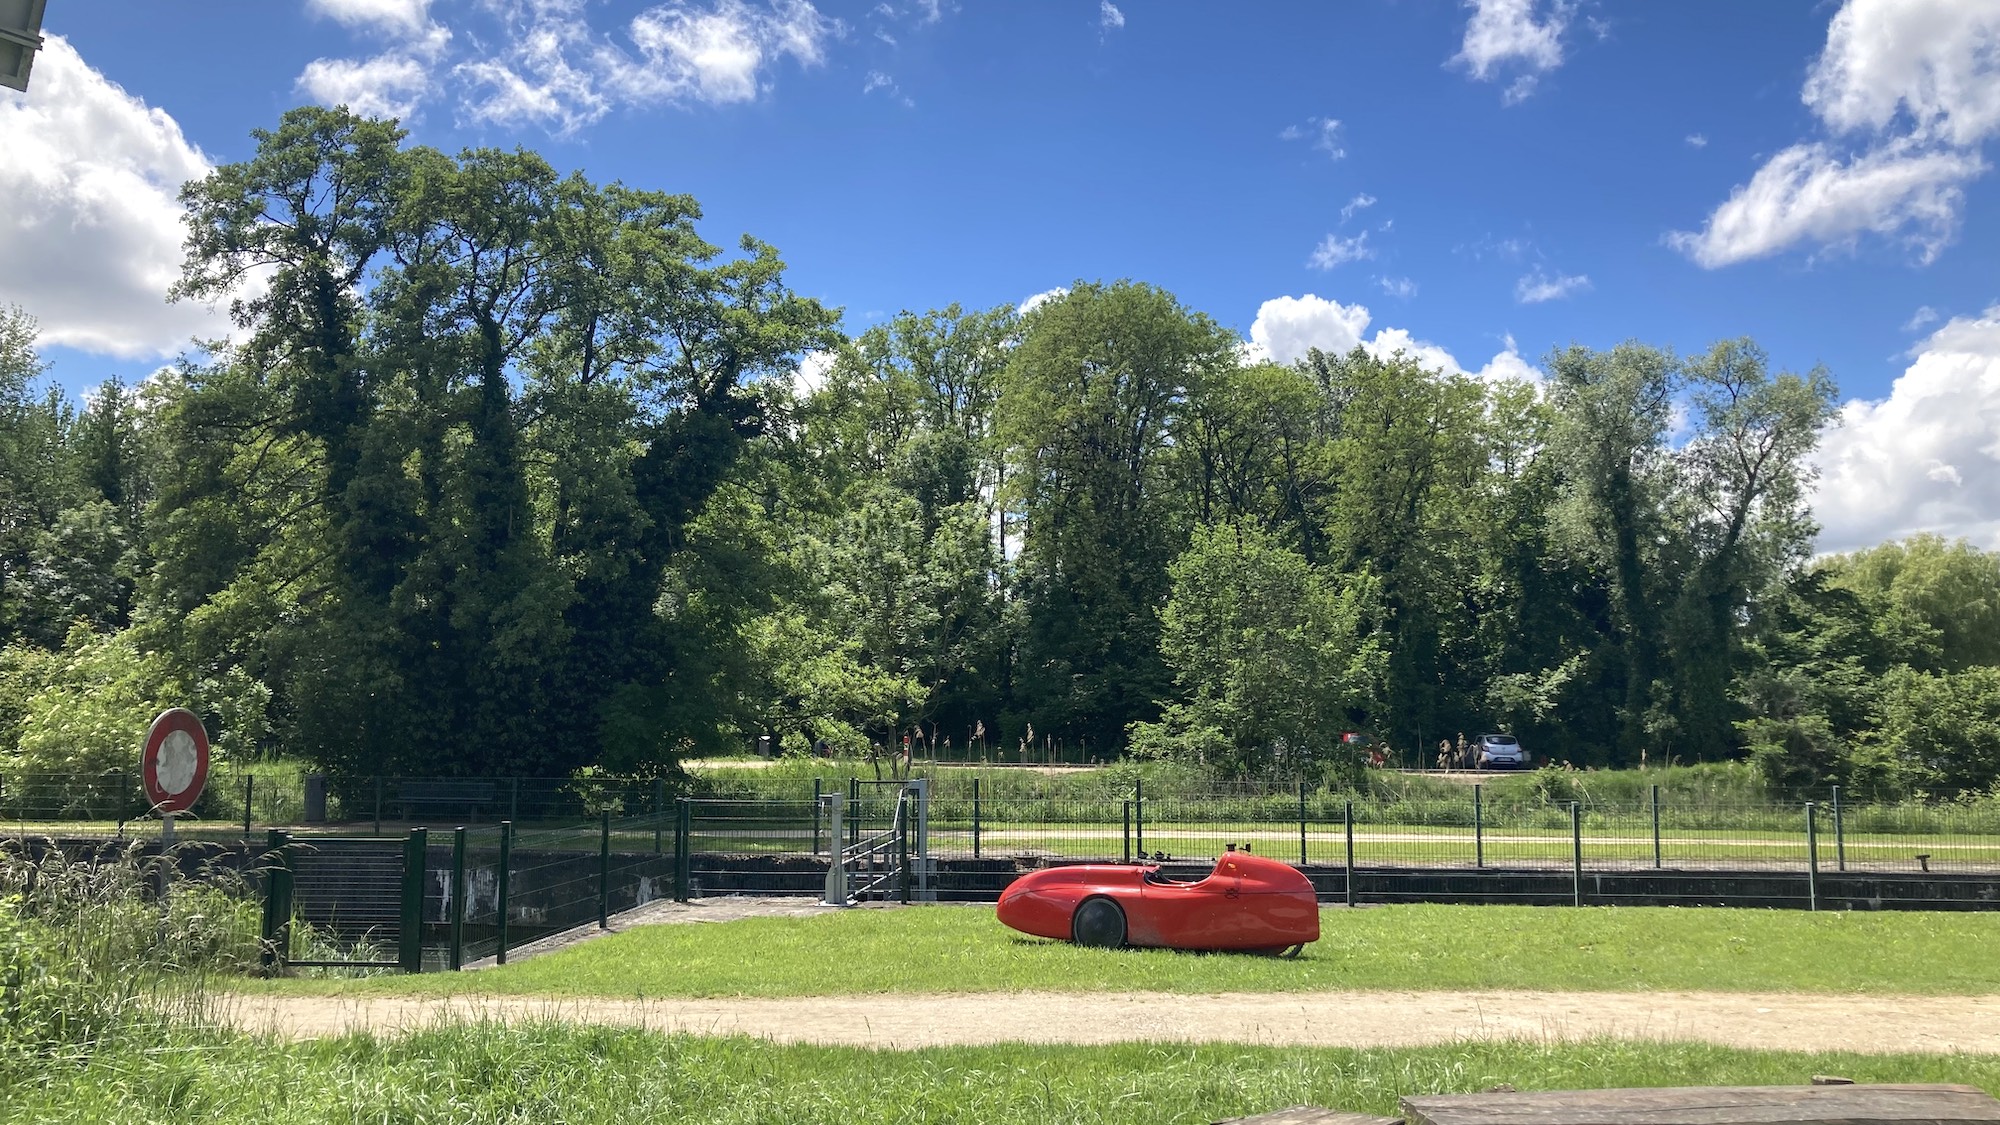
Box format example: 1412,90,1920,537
999,282,1238,750
1131,522,1381,779
1824,535,2000,672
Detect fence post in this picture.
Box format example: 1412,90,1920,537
1473,783,1484,869
1805,802,1820,912
597,808,612,929
1651,784,1662,869
243,775,254,839
374,775,384,835
259,828,293,974
972,776,982,860
821,792,847,906
812,778,823,857
496,820,513,964
1122,801,1132,863
1569,801,1583,907
848,777,860,850
448,826,467,971
897,791,913,904
1298,781,1309,867
653,778,666,855
398,827,427,973
1831,785,1846,872
1343,799,1355,908
674,798,692,902
1134,778,1145,859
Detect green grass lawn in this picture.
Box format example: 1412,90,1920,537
256,903,2000,999
8,1028,2000,1125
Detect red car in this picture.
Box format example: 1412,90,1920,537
996,849,1320,954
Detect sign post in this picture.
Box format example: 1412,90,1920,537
141,708,210,847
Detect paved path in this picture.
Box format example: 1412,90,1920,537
225,989,2000,1054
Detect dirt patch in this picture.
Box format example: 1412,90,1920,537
225,989,2000,1053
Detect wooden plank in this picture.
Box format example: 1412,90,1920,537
1213,1110,1400,1125
1401,1084,2000,1125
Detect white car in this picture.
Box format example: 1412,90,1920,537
1476,733,1528,768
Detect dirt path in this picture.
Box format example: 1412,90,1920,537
225,989,2000,1053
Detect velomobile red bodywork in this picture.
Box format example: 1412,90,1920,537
996,850,1320,953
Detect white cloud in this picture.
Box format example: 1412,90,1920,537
1281,116,1344,160
1099,1,1124,31
1675,0,2000,268
0,36,233,360
1812,303,2000,552
1803,0,2000,149
1017,287,1068,316
307,0,432,35
1340,193,1376,221
297,54,433,119
1685,133,1708,149
1452,0,1570,101
791,348,836,397
297,0,835,135
1307,231,1373,270
1377,276,1418,299
1667,141,1985,267
1905,305,1941,331
1514,267,1591,303
1247,294,1537,385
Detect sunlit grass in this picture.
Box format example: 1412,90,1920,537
254,903,2000,1000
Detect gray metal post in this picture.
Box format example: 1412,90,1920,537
821,792,848,906
910,777,931,901
1651,784,1662,869
1123,801,1132,864
1569,801,1583,907
1473,783,1484,869
972,776,982,860
1343,799,1355,908
1806,802,1820,912
812,778,823,856
1831,786,1846,872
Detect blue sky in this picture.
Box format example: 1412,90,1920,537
4,0,2000,550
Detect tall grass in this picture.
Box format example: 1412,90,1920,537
0,842,261,1072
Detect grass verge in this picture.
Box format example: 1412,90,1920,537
255,903,2000,999
6,1028,2000,1125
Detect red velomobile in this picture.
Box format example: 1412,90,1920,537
997,849,1320,955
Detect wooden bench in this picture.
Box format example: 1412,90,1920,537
1219,1085,2000,1125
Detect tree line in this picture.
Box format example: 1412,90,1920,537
3,106,1998,799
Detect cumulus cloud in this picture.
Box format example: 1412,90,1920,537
1341,193,1376,221
1452,0,1571,103
1514,267,1591,303
1247,294,1537,385
1685,133,1707,148
1812,303,2000,551
1099,1,1124,31
1307,231,1373,270
294,0,835,135
1668,141,1985,267
297,54,433,119
1280,116,1345,160
791,348,837,397
1674,0,2000,267
0,36,233,360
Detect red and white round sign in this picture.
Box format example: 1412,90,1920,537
141,708,210,815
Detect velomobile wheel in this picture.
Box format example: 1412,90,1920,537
1072,897,1126,948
